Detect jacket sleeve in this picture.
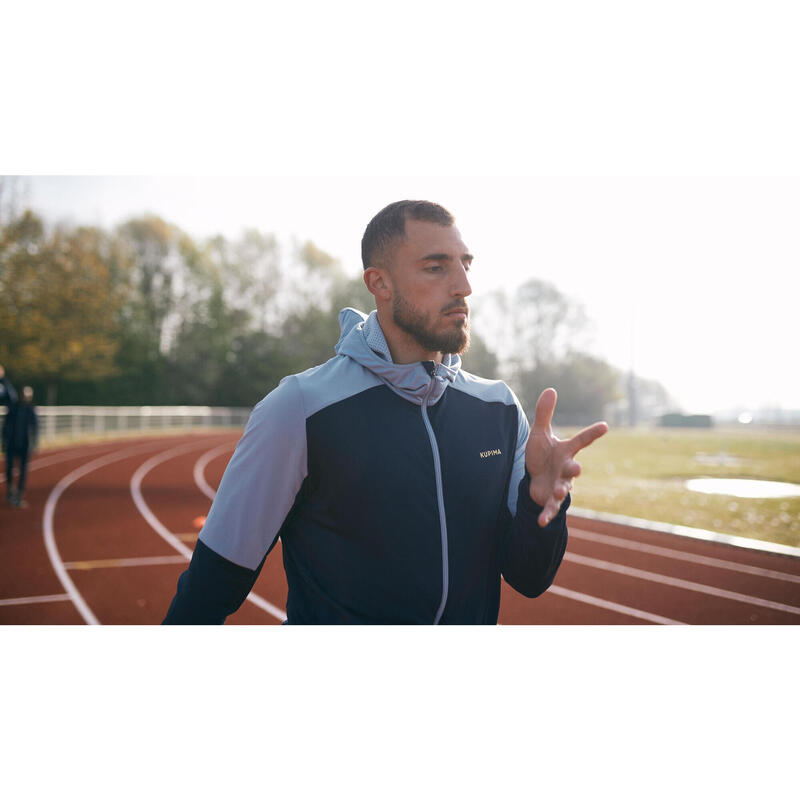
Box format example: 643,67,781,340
30,407,39,450
162,540,267,624
0,377,17,407
498,398,569,598
162,376,308,624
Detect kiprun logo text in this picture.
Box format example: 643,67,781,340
479,449,502,459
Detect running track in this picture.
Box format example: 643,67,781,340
2,431,799,625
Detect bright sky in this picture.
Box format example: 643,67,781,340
4,2,799,415
20,174,800,414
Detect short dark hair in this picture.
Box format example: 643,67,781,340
361,200,455,270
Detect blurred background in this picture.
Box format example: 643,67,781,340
3,174,798,427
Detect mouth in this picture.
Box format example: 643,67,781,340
443,305,469,320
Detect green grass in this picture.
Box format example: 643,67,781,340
557,425,800,549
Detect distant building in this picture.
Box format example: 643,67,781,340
659,413,713,429
606,372,676,427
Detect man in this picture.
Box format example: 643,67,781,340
164,200,608,624
3,385,38,508
0,364,17,408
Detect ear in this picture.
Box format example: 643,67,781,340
363,267,392,301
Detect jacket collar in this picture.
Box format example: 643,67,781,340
335,308,460,405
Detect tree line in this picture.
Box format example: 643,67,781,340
0,193,671,424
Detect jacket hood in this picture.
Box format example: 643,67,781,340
335,307,461,406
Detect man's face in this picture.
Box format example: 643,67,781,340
386,219,473,356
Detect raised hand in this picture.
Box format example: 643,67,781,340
525,388,609,527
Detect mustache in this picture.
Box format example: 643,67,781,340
441,300,469,314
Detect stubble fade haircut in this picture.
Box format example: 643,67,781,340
361,200,455,272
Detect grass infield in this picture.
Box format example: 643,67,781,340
559,425,800,549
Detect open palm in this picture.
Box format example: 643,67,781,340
526,388,609,527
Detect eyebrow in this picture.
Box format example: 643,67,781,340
421,252,474,263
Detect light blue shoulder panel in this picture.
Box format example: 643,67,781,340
199,355,382,569
297,351,384,419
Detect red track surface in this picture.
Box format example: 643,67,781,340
2,432,799,625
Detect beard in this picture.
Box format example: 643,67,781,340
392,292,470,356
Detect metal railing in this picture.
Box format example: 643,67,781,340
1,405,251,443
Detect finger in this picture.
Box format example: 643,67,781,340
532,388,557,433
561,459,581,481
538,496,562,527
568,421,609,455
553,479,571,502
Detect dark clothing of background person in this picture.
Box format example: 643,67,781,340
3,401,38,503
0,375,16,407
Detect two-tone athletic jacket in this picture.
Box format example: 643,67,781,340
163,308,570,624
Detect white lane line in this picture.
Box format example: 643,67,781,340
548,585,685,625
64,555,188,570
43,438,178,626
564,552,800,616
193,442,235,501
131,443,287,623
569,506,800,558
570,527,800,584
1,440,132,483
0,593,71,607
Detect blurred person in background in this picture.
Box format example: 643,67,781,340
3,386,38,508
0,364,17,407
164,200,608,624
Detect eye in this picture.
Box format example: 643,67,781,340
426,264,444,273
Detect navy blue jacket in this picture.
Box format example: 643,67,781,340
164,309,569,624
2,402,38,452
0,376,16,408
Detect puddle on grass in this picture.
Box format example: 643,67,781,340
685,478,800,499
694,452,743,467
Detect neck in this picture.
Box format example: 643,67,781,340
375,308,443,365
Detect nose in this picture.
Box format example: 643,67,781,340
453,262,472,298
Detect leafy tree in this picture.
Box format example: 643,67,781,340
472,279,590,377
215,329,296,406
114,215,204,357
164,283,251,404
516,352,621,425
278,272,376,374
0,215,122,403
282,238,348,319
329,272,376,318
460,331,499,379
0,176,28,227
207,229,283,333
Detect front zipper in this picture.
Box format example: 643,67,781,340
421,367,449,625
